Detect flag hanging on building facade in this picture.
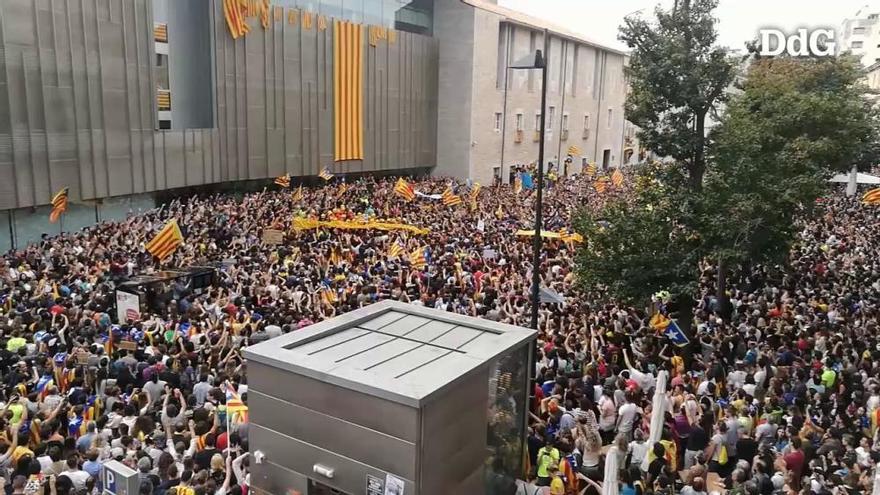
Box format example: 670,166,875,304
334,20,364,161
145,219,184,262
49,187,69,223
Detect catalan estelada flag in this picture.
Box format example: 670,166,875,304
470,183,481,200
394,178,416,201
334,20,364,161
611,169,624,188
275,174,291,188
567,145,582,156
319,167,334,181
49,187,69,223
863,187,880,205
145,219,184,262
387,241,404,259
409,247,427,269
441,187,462,207
594,178,608,194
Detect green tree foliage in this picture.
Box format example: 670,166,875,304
573,164,702,304
619,0,736,191
699,55,880,268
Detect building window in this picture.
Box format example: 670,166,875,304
607,108,613,128
584,115,590,132
852,41,864,49
561,114,569,132
547,106,555,130
534,113,542,131
853,27,866,34
494,112,502,132
156,54,166,67
515,113,524,131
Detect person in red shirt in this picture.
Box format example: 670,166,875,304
783,436,805,490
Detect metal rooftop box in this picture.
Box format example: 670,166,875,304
244,300,536,495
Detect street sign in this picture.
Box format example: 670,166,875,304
102,460,138,495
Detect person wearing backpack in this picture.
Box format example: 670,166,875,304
535,437,560,487
706,420,730,476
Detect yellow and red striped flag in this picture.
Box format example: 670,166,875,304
514,175,523,194
291,185,304,202
611,169,624,188
441,187,462,207
567,145,582,156
319,167,334,181
863,187,880,205
585,162,598,177
409,247,427,269
469,183,482,201
49,187,69,223
274,173,291,188
145,219,184,262
337,183,348,197
387,241,404,259
594,178,608,194
394,178,416,202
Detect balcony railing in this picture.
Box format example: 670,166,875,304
561,130,569,141
154,23,168,43
157,89,171,111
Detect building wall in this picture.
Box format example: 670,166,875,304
0,0,438,211
840,6,880,68
433,0,475,179
471,21,628,184
436,1,630,185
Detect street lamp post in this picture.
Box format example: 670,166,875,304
509,30,549,330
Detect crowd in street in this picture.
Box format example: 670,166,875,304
0,170,879,495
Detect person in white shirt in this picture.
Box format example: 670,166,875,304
616,391,640,442
60,455,92,491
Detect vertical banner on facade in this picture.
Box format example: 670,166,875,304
334,20,364,161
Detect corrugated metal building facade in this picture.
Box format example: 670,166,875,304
0,0,439,212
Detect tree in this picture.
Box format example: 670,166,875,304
573,164,702,305
619,0,736,191
698,55,880,302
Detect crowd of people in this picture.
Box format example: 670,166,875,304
0,170,878,495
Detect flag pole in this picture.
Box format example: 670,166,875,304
59,212,64,235
225,380,232,458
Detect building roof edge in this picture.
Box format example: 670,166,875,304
459,0,629,57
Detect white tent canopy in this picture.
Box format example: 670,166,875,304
828,172,880,184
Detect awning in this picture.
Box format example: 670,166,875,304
828,172,880,184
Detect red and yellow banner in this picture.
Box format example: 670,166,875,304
334,20,364,161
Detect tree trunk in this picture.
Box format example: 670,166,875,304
690,111,706,191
